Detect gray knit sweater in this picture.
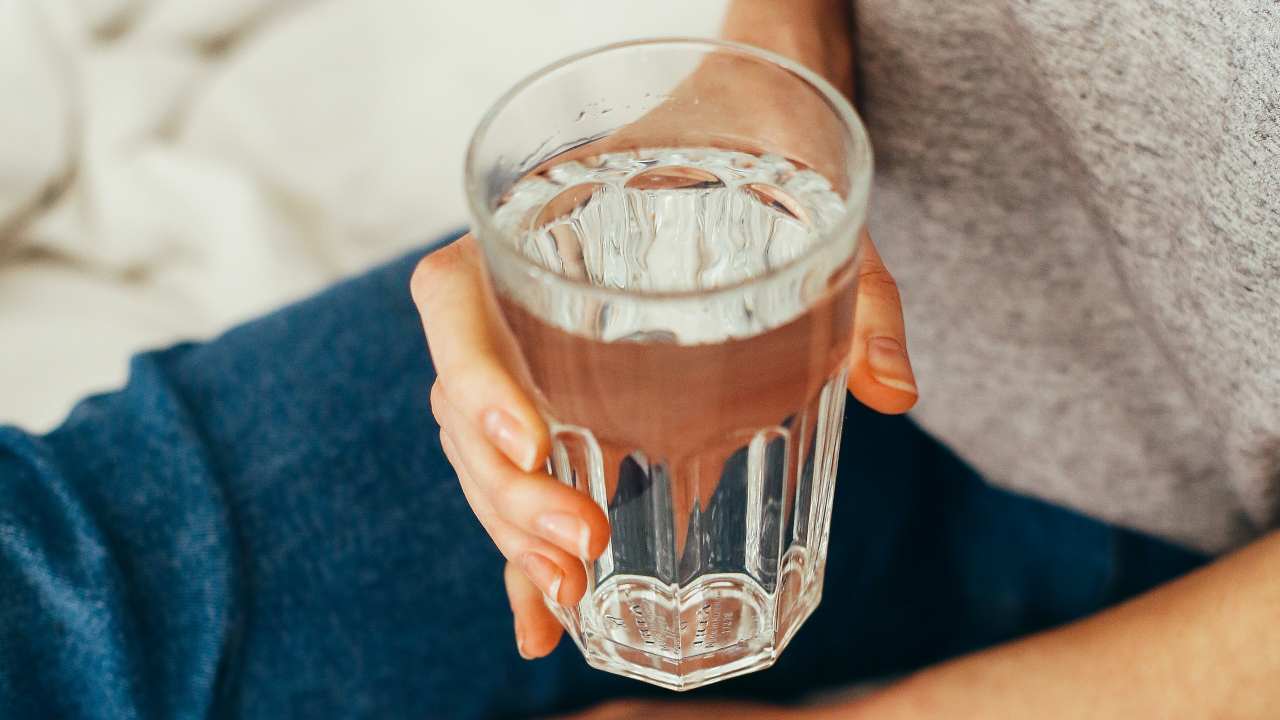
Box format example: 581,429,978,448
856,1,1278,552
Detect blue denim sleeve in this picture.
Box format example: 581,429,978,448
0,352,237,719
0,240,529,719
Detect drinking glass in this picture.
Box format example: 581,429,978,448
465,38,872,691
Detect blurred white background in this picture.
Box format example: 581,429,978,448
0,0,727,430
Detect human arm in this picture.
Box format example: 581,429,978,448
823,530,1280,719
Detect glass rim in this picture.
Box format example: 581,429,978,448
464,36,873,303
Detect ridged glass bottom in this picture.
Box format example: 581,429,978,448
546,370,848,691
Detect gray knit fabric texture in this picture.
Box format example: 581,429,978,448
856,0,1278,551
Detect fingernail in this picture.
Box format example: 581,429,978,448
514,619,533,659
536,512,593,560
483,408,538,472
519,551,564,604
867,337,918,395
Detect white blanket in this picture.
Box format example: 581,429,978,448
0,0,723,430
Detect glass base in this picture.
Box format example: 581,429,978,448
550,553,825,691
546,369,849,690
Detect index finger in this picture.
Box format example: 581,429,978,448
410,234,549,471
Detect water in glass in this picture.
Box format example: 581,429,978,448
491,147,855,690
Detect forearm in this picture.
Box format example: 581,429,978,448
720,0,853,95
827,531,1280,719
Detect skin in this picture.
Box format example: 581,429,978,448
829,531,1280,719
418,0,1280,717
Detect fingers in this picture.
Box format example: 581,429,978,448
847,231,919,415
414,235,612,660
505,560,564,659
439,426,588,606
411,235,548,472
433,384,610,564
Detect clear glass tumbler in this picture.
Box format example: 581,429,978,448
466,38,872,690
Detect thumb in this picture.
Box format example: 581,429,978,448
847,231,919,414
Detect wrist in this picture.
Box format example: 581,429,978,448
720,0,854,95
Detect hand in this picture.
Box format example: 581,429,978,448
411,234,610,659
409,11,916,663
549,699,821,720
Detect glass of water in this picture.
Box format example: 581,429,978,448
465,38,872,691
